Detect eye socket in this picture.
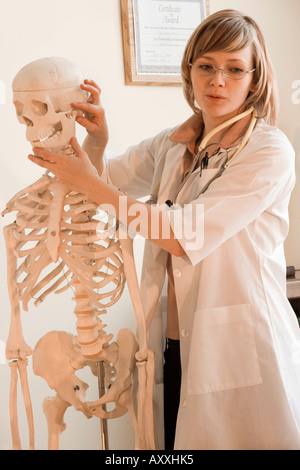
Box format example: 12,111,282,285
31,100,48,116
14,100,24,116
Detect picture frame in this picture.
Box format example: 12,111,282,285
120,0,210,86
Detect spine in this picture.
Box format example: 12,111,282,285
72,279,112,358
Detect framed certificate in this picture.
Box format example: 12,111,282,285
120,0,209,86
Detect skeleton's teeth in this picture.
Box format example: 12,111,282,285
31,122,63,144
32,129,60,143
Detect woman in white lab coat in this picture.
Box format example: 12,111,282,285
29,10,300,450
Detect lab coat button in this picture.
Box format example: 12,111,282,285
181,329,190,337
181,399,187,408
173,269,181,278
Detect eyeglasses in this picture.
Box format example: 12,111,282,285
189,63,256,80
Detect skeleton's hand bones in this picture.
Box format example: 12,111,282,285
28,137,100,195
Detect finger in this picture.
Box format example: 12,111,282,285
84,79,101,92
28,154,56,170
71,101,100,114
80,82,100,95
32,147,61,163
75,115,96,129
80,82,101,105
76,116,94,129
70,137,88,159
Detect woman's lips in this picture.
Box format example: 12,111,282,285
206,94,226,102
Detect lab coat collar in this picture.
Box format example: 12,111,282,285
170,113,204,147
169,111,253,156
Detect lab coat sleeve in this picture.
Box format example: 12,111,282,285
167,129,296,266
101,129,173,199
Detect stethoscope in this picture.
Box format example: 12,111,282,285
146,106,257,207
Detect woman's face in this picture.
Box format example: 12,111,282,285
190,45,255,131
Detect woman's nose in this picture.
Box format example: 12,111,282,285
209,69,226,86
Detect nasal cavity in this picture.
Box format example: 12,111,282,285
23,116,34,127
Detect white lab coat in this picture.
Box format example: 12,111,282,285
102,119,300,450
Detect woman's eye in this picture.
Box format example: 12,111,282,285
230,67,244,74
199,64,213,71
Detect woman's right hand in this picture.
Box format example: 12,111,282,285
72,79,109,148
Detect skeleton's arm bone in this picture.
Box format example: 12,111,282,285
142,349,156,449
119,235,148,360
17,359,35,450
118,233,156,449
8,361,22,450
134,351,156,450
4,225,32,360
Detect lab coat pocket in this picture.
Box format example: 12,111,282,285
187,304,262,396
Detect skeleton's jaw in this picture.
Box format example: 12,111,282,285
29,122,63,148
28,121,77,155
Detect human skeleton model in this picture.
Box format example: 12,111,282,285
2,57,155,450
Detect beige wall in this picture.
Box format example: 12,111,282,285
0,0,299,450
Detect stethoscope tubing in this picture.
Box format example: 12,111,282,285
146,107,257,207
172,107,257,204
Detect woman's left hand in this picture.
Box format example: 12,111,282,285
28,137,100,196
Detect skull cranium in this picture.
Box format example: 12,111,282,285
12,57,88,151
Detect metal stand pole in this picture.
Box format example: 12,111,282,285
97,361,109,450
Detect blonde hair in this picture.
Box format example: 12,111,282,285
181,9,279,125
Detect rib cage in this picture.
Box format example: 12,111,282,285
3,172,126,313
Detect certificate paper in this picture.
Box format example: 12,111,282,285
133,0,207,75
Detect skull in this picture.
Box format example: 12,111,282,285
12,57,88,151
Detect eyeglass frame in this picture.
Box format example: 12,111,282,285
189,62,256,80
